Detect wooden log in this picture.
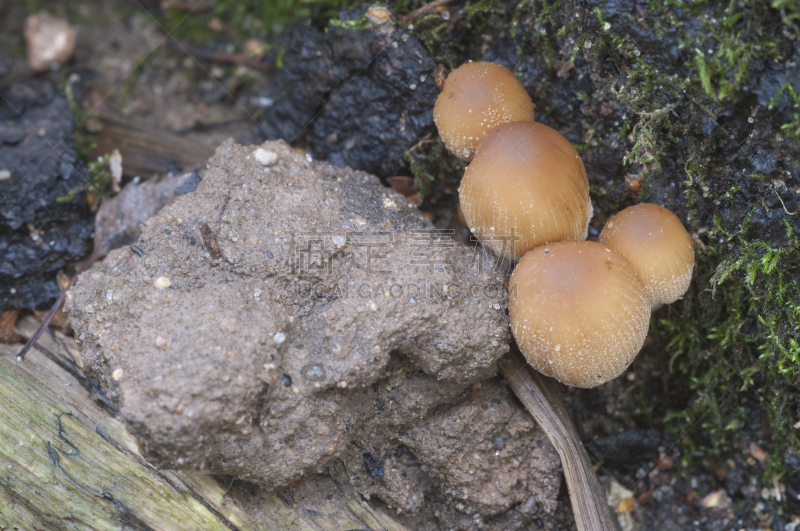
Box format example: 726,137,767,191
0,316,407,530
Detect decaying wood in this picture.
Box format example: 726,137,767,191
90,111,215,178
1,321,407,531
499,351,620,531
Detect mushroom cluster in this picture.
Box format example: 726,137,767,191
434,61,695,388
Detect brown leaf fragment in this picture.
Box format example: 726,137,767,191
200,223,221,259
0,309,21,343
701,489,730,509
33,307,69,328
748,442,768,463
387,176,418,197
656,454,673,471
616,497,635,513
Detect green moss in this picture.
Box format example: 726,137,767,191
587,0,800,474
769,82,800,138
164,0,360,46
658,208,800,470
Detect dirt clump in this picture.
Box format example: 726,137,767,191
66,139,560,526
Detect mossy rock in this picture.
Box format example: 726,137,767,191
374,0,799,472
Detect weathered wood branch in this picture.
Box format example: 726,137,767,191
0,317,406,530
500,351,620,531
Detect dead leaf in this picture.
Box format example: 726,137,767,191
0,309,21,343
406,194,423,206
387,176,418,197
616,497,635,513
748,442,768,464
701,489,730,509
625,173,643,193
32,307,69,328
656,454,674,471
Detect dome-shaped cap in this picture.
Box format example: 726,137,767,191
433,61,535,160
509,240,651,388
599,203,695,306
459,121,592,259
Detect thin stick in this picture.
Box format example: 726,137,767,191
400,0,453,24
499,351,620,531
165,41,274,73
16,253,98,362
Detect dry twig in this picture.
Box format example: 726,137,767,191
499,351,620,531
400,0,453,24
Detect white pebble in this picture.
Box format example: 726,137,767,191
0,170,11,180
112,368,124,381
155,276,171,289
274,332,286,344
254,148,278,166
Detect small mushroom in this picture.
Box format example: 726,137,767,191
598,203,695,306
508,240,650,388
459,121,592,259
433,61,535,160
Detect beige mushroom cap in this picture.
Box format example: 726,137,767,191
508,240,651,388
599,203,695,306
458,121,592,259
433,61,535,160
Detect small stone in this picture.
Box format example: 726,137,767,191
0,170,10,180
24,13,77,71
254,148,278,166
155,335,171,349
301,363,326,381
112,368,124,381
155,276,171,289
274,331,286,344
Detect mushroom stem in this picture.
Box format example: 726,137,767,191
499,350,620,531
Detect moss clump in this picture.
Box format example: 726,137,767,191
163,0,361,45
